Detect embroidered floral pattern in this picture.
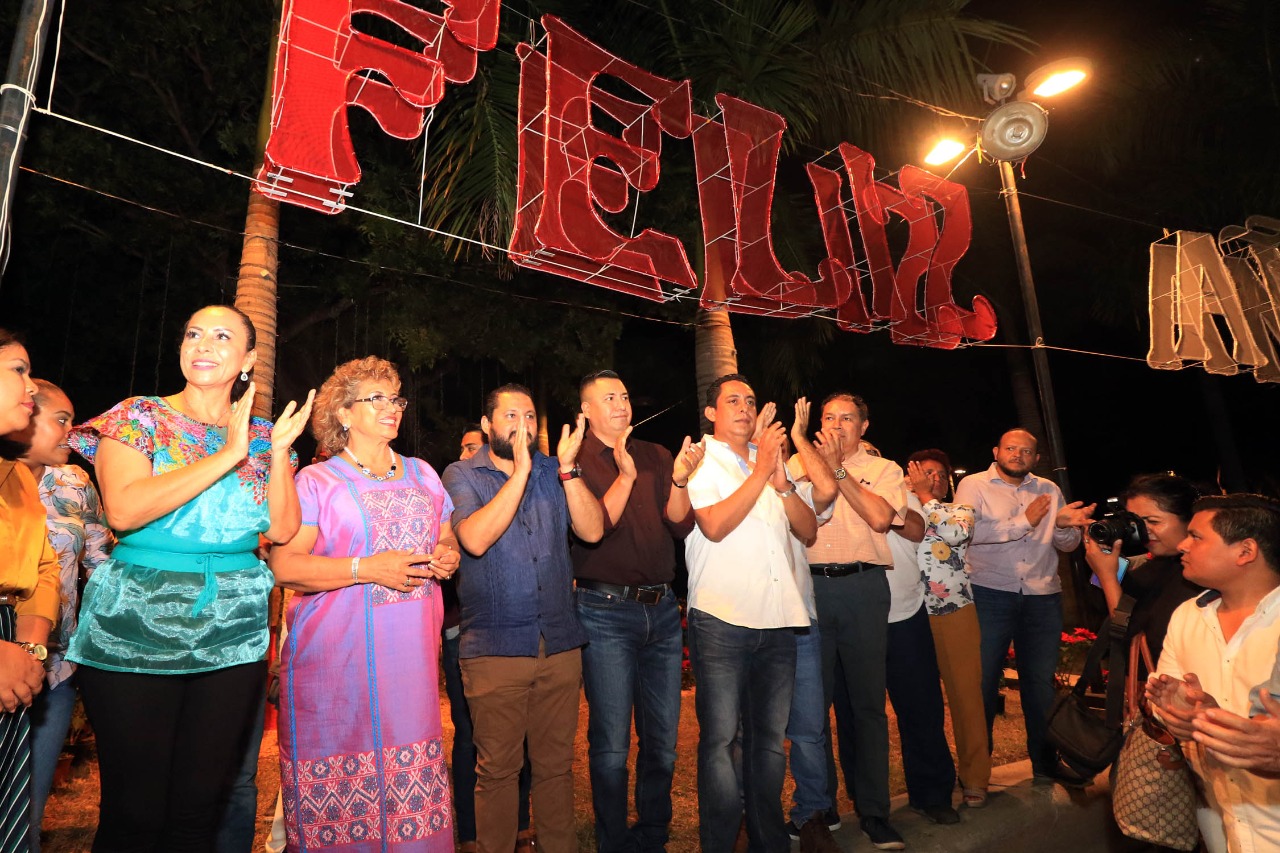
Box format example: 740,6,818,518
281,737,450,849
69,396,287,504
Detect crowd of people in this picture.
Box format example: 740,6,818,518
3,310,1280,853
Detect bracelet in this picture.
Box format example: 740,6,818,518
775,485,797,499
351,556,361,583
672,478,687,489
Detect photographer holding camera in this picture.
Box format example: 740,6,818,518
1083,473,1203,661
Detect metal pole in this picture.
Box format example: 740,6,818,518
0,0,54,282
998,158,1072,500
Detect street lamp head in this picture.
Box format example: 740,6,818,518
976,73,1017,104
979,100,1049,162
1020,57,1093,100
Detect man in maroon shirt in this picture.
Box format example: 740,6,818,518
572,370,703,853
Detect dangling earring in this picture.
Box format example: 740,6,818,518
341,423,349,432
240,371,249,381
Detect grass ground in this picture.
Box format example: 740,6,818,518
41,686,1030,851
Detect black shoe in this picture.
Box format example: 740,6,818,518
785,820,801,841
824,806,841,831
911,802,961,825
859,816,906,850
1032,759,1093,789
799,813,841,853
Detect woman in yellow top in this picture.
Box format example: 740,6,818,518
0,327,60,847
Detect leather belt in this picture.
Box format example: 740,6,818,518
576,579,670,605
809,562,888,578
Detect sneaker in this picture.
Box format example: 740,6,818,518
911,803,960,825
824,806,841,831
1032,759,1093,789
859,816,906,850
799,813,841,853
785,820,802,842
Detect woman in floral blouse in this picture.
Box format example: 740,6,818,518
68,304,313,849
13,379,113,849
906,449,987,808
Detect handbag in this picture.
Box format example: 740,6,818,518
1110,633,1199,850
1045,599,1132,773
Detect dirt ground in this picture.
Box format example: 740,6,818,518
41,686,1030,851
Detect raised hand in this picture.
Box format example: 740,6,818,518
557,413,587,472
512,415,533,475
614,425,638,481
752,401,777,444
272,389,316,457
1025,493,1052,527
812,427,845,470
1056,500,1096,529
672,436,704,487
222,382,256,463
791,398,812,449
906,460,935,498
755,421,786,479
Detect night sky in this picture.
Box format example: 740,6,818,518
1,0,1277,501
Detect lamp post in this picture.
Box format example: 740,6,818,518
924,58,1091,500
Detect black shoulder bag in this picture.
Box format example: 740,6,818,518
1044,596,1135,773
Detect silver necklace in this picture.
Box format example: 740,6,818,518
344,447,398,481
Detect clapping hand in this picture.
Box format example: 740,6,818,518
1147,672,1220,740
1194,691,1280,775
222,383,257,463
671,436,704,487
906,460,936,499
812,427,844,470
557,413,587,473
1056,500,1096,529
614,426,638,481
755,421,788,490
752,402,777,444
790,398,813,450
272,389,316,458
512,416,533,475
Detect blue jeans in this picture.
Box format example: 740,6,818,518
689,609,795,853
28,676,78,851
443,630,531,842
786,621,830,826
576,586,682,853
972,585,1063,771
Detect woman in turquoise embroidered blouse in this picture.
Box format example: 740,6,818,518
67,304,313,850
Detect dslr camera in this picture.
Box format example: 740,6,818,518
1087,510,1148,557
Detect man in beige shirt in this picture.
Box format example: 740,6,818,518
788,393,909,851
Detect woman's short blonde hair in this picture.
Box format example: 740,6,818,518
312,356,401,454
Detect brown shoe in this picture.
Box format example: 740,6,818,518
458,843,478,853
799,813,841,853
515,828,537,852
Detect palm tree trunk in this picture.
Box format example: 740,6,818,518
235,1,282,418
236,190,280,417
694,239,738,434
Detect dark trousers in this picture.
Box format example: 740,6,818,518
0,605,32,853
814,571,891,820
884,605,956,808
442,630,532,842
78,662,266,853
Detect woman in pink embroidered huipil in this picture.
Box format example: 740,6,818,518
271,357,459,853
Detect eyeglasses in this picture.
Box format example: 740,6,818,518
352,394,410,412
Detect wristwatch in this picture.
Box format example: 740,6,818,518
834,467,849,481
558,465,582,482
775,485,797,499
14,641,47,661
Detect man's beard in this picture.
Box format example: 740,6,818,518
489,429,538,460
996,459,1028,480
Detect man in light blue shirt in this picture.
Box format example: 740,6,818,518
954,427,1092,786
